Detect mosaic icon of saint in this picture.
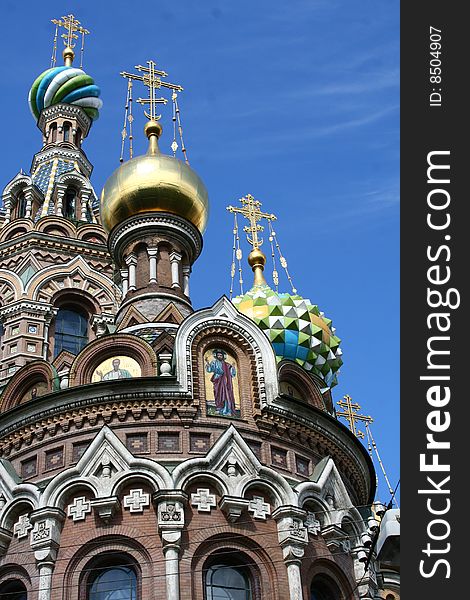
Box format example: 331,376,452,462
205,349,237,416
96,358,133,381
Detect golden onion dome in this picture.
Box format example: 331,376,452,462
100,120,209,233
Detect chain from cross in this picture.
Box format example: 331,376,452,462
336,394,373,439
51,14,89,49
227,194,277,250
120,60,183,122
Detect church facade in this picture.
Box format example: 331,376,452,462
0,16,399,600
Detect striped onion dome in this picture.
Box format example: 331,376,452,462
233,284,343,388
28,66,102,121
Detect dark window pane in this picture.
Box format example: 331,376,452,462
88,567,137,600
18,193,27,218
310,579,340,600
206,565,251,600
54,308,88,357
0,579,28,599
64,189,76,219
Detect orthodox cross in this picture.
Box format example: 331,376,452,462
336,394,373,439
227,194,277,250
120,60,183,121
51,14,89,49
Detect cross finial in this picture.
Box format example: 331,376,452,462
227,194,277,251
336,394,373,439
227,194,277,286
52,14,89,48
120,60,183,122
51,14,89,67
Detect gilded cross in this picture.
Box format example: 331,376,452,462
336,394,373,439
227,194,277,250
120,60,183,121
51,14,89,49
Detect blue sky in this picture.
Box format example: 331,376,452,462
1,1,399,502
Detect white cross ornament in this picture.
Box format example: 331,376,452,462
123,489,150,513
305,512,321,535
68,496,91,521
191,489,216,513
248,496,270,520
13,514,32,539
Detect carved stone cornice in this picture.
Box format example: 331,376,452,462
38,103,92,136
257,405,374,505
108,212,203,264
0,300,54,319
0,232,110,259
0,380,195,446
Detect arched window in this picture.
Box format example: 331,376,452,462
75,127,82,147
63,122,71,142
64,188,77,220
310,575,342,600
17,192,27,219
50,122,57,143
205,563,252,600
0,579,27,599
88,566,137,600
54,307,88,357
82,554,139,600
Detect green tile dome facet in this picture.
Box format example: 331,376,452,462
233,284,342,388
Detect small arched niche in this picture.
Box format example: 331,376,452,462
278,361,327,411
69,333,157,386
193,327,260,420
62,121,72,143
0,360,57,412
134,242,149,289
63,187,79,220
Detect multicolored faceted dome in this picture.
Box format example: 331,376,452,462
233,284,343,388
28,65,102,121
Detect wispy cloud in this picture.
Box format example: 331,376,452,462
290,69,399,99
200,104,398,160
309,183,400,234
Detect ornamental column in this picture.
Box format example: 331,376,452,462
29,507,65,600
182,265,191,296
272,506,308,600
56,184,66,217
120,268,129,296
3,196,12,224
169,251,182,289
125,253,137,291
148,248,158,284
24,185,34,219
80,189,92,221
154,490,188,600
42,308,57,360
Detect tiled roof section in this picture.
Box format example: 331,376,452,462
32,158,76,219
32,160,54,194
130,327,163,345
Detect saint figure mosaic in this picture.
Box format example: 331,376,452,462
92,356,141,382
204,348,241,418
